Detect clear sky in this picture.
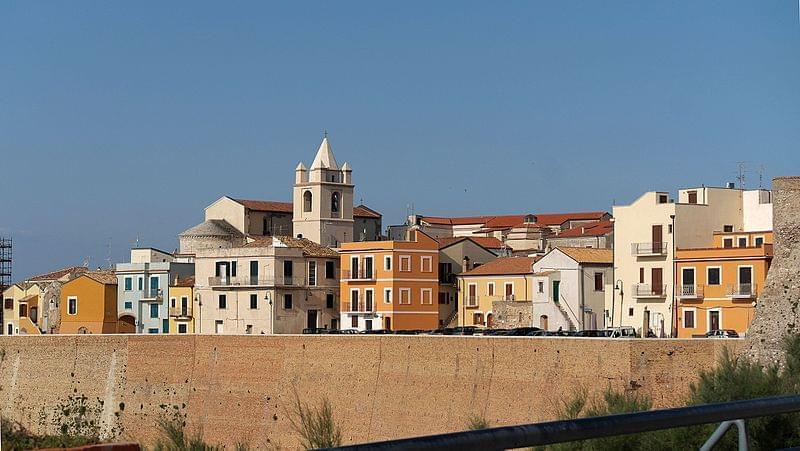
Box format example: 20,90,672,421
1,1,799,280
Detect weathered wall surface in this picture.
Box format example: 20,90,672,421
0,335,738,449
744,177,800,366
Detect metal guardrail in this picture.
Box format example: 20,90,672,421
323,395,800,451
631,242,668,255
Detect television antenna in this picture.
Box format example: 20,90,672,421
736,162,746,189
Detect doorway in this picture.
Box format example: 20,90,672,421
552,281,560,303
652,268,663,295
384,316,392,331
643,309,651,337
540,315,549,330
709,310,721,331
307,309,318,329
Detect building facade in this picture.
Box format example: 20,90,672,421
612,186,773,337
436,237,499,328
675,231,773,337
456,257,537,328
531,247,613,331
169,276,195,334
115,248,194,334
59,271,118,334
339,230,440,331
194,236,339,334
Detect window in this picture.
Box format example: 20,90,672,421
594,273,604,291
4,298,12,309
351,316,358,328
723,225,734,233
487,283,495,296
365,319,373,331
399,256,411,272
331,192,340,216
421,256,432,273
325,261,335,279
178,324,188,334
737,237,748,247
326,293,334,309
384,256,392,271
688,191,698,204
68,297,77,315
504,282,514,300
683,308,696,329
723,238,733,248
707,267,721,286
170,297,176,309
303,191,313,212
467,284,477,307
639,267,645,283
124,301,132,310
218,294,227,309
181,297,188,315
421,289,432,305
537,282,544,293
138,277,143,291
755,236,764,247
124,277,133,291
350,289,359,311
365,289,374,311
658,194,668,204
150,276,159,291
628,307,634,317
250,260,259,283
147,328,159,334
284,260,293,280
399,288,411,305
284,294,293,309
150,303,159,318
250,294,258,309
308,261,317,286
384,288,392,304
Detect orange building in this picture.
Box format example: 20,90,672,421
675,231,772,337
339,229,439,331
59,270,119,334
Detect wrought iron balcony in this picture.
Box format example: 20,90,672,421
728,283,756,299
346,301,375,313
142,288,163,300
633,284,667,298
341,269,375,281
503,294,516,301
631,242,668,256
677,284,704,299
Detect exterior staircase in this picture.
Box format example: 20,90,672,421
554,295,577,331
18,316,42,335
442,309,459,328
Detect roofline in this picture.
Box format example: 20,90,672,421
437,237,496,253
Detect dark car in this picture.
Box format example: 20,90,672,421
327,329,358,334
575,330,605,337
450,326,479,336
504,327,541,336
360,329,393,334
302,328,328,334
394,330,422,335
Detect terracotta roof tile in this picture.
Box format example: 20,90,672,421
461,257,537,276
354,204,382,218
83,270,118,285
243,236,338,258
26,266,88,282
555,247,613,264
172,276,195,287
436,236,504,250
554,220,614,238
233,198,380,218
534,212,608,226
422,212,607,229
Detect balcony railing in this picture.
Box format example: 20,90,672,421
503,294,516,301
466,295,478,308
439,273,456,285
341,269,375,280
346,301,375,313
207,276,297,287
631,242,668,256
677,284,704,299
169,305,192,318
633,284,667,298
728,283,756,299
143,288,163,300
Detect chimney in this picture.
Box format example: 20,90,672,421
463,256,471,271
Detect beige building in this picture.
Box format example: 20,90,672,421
436,237,499,327
612,186,772,337
194,236,339,334
546,220,613,250
456,257,538,328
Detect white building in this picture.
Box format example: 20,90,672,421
531,247,613,331
611,186,773,337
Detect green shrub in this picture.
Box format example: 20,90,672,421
1,419,97,451
289,395,342,450
466,414,490,430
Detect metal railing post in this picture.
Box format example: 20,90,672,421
700,419,748,451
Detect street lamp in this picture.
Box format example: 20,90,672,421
614,279,624,327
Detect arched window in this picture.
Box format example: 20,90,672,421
331,192,340,217
303,191,313,212
540,315,549,330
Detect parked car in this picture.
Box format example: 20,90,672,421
360,329,393,334
328,329,358,334
394,329,423,335
607,326,638,338
302,328,328,334
575,329,606,337
506,327,541,336
705,329,740,338
483,328,511,336
450,326,480,335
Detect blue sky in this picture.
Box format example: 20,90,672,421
1,1,799,280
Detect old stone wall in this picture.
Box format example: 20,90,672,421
0,335,737,448
743,177,800,366
491,300,534,328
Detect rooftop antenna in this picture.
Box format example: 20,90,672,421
106,237,112,269
758,165,765,189
736,162,746,189
323,129,328,139
82,257,90,268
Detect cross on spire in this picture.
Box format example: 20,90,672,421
323,129,328,138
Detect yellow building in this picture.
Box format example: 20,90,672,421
339,229,440,331
456,257,536,327
60,270,118,334
169,276,194,334
2,283,41,335
675,231,773,337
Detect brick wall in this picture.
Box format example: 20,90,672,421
0,335,738,448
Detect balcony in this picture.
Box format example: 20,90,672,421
677,284,704,300
728,283,756,299
631,242,668,256
503,294,516,301
142,288,163,300
341,269,375,281
169,304,192,318
207,276,294,287
439,273,456,285
466,296,478,308
346,301,375,313
633,284,667,299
